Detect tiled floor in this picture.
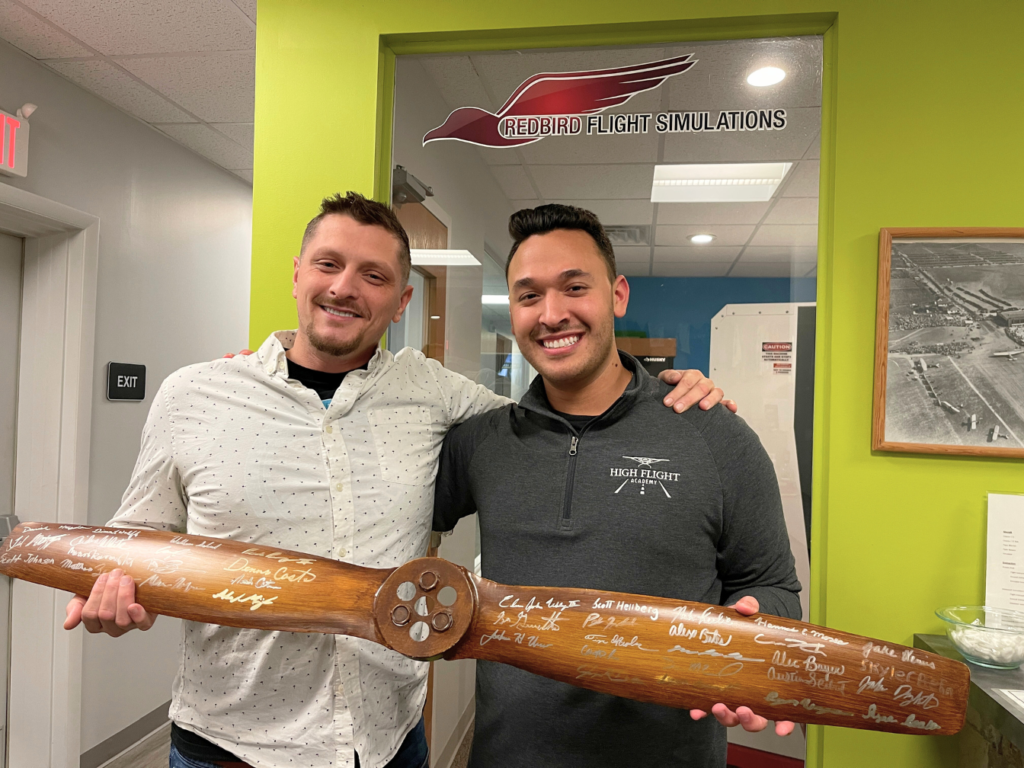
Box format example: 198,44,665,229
103,722,170,768
450,728,472,768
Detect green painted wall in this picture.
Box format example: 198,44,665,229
253,2,1024,766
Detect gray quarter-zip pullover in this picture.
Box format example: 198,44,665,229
433,353,801,768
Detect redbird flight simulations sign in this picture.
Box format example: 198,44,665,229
423,54,787,149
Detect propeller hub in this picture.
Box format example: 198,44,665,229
374,557,475,659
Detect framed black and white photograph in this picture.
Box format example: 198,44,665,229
873,228,1024,457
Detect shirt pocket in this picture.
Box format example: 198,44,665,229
368,405,437,486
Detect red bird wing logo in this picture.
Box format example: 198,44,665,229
423,54,697,148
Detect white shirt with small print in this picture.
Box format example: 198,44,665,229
108,331,510,768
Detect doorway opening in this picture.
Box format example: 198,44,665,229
0,183,99,768
392,33,823,767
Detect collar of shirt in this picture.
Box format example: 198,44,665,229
517,351,648,432
258,330,388,410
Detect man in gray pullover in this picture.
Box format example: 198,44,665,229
433,204,802,767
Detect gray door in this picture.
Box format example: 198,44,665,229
0,230,24,767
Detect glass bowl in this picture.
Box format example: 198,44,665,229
936,606,1024,669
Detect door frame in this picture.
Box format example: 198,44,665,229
0,183,99,768
374,18,839,767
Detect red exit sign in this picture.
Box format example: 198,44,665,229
0,109,29,178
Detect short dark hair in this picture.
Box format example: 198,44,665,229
301,192,411,284
506,204,616,283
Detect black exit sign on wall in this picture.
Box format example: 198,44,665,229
107,362,146,401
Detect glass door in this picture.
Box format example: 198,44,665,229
393,35,822,765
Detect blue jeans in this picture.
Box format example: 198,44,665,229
169,746,239,768
357,719,429,768
169,719,428,768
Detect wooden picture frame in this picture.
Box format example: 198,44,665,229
873,227,1024,457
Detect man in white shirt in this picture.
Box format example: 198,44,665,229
62,192,728,768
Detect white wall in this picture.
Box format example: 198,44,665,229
393,58,517,764
0,39,252,755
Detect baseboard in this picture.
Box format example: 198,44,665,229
81,701,171,768
433,696,474,768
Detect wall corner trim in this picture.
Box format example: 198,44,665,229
80,701,171,768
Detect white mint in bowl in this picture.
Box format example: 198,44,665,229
937,606,1024,669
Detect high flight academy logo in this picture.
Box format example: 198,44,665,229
422,54,788,149
610,456,680,498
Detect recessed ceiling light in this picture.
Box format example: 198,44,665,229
410,249,481,266
482,295,509,305
690,234,715,244
747,67,786,87
651,162,793,203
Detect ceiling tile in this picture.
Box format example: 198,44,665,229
229,0,256,23
489,165,537,200
654,246,742,263
418,55,495,112
482,282,509,299
652,262,730,277
509,198,540,210
665,37,823,111
656,224,754,247
742,246,818,262
729,261,818,278
476,146,522,166
481,264,508,296
210,122,253,151
530,164,653,200
231,168,253,183
19,0,254,55
781,160,819,197
748,224,818,247
517,131,659,166
656,201,770,226
47,59,194,122
118,51,254,122
0,0,93,58
763,197,818,225
613,246,652,263
803,132,820,159
618,262,651,277
552,199,654,225
660,107,820,164
157,123,251,169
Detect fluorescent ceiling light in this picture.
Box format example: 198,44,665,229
651,162,793,203
482,295,509,305
747,67,786,86
689,234,715,244
410,249,481,266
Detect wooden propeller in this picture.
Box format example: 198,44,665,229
0,522,968,736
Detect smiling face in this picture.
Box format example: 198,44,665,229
507,229,629,387
292,213,413,369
